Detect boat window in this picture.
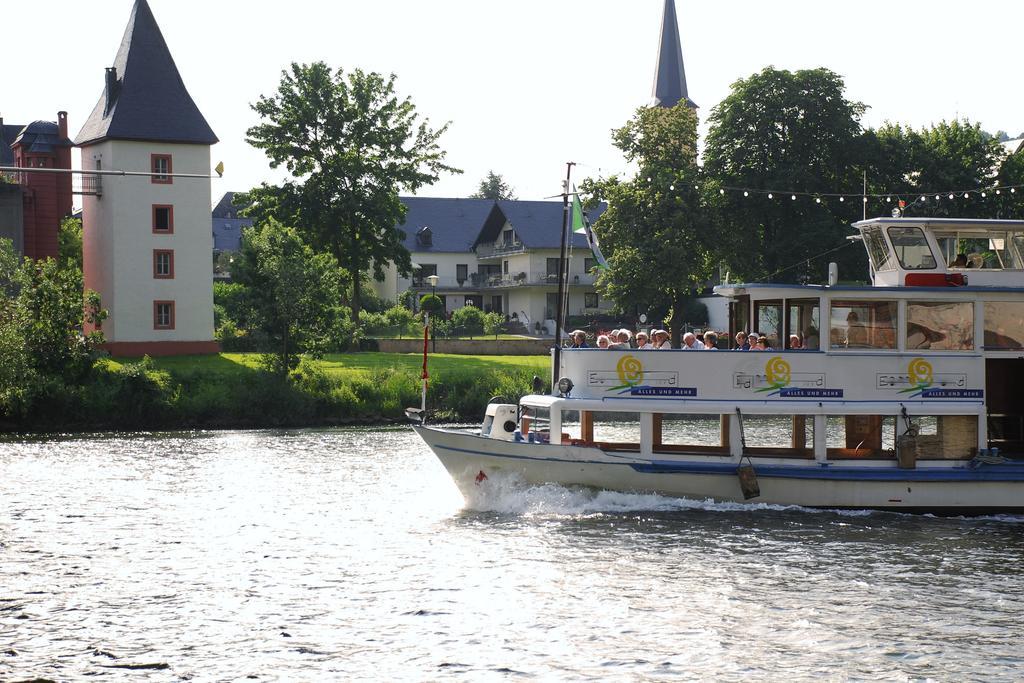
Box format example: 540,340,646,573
983,301,1024,350
862,226,896,271
786,299,820,349
569,411,640,451
655,413,730,453
936,232,1024,269
887,227,936,270
901,415,976,460
906,301,974,350
738,415,814,458
754,300,783,348
829,300,897,350
826,415,896,458
520,406,551,442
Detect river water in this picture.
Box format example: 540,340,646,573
2,428,1023,681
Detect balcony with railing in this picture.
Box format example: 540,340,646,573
475,241,527,259
478,271,598,289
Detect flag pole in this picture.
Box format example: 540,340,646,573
553,162,575,392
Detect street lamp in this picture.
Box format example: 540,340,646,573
427,274,439,352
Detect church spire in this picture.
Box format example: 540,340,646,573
651,0,696,109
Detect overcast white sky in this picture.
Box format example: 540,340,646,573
4,0,1022,204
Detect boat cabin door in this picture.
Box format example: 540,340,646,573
986,358,1024,457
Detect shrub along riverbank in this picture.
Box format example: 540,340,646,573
3,353,550,433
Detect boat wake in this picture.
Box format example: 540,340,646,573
459,470,1024,523
459,470,863,518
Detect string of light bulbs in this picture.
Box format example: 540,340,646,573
650,178,1024,204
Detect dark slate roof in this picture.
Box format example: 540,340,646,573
651,0,697,109
493,200,600,249
399,197,496,252
212,191,249,219
1,122,25,166
12,121,72,153
75,0,218,146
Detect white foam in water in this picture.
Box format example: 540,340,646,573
460,469,868,518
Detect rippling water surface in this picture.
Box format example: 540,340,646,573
2,428,1023,680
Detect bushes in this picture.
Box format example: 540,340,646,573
450,304,485,335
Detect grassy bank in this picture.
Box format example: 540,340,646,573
3,353,549,433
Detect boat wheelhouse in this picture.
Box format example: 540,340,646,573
414,218,1024,512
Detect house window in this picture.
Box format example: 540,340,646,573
151,154,172,184
503,260,509,274
456,264,468,283
413,264,436,287
585,292,599,308
502,229,514,246
154,301,175,329
153,205,174,233
584,257,596,272
153,250,174,279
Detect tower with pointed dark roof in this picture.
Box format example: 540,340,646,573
77,0,218,356
651,0,697,109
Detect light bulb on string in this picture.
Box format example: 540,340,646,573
863,197,868,203
935,195,940,200
719,189,724,195
839,196,845,202
693,185,698,190
1012,188,1017,194
743,191,749,197
920,196,926,201
646,177,651,182
981,192,987,198
886,197,891,202
791,195,796,200
963,193,969,199
815,197,821,204
948,193,954,200
997,189,1002,194
670,185,675,190
768,193,773,199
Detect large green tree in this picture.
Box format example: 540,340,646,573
584,103,719,347
469,171,516,200
240,62,460,324
232,219,344,375
704,67,868,283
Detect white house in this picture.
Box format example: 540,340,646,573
370,197,613,334
76,0,218,356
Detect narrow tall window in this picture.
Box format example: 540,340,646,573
153,250,174,279
153,205,174,233
154,301,175,329
151,154,172,184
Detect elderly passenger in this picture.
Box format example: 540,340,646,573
652,329,671,349
635,332,652,349
596,334,611,349
703,331,718,349
682,332,705,350
735,331,749,350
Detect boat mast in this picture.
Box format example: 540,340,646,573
553,161,575,391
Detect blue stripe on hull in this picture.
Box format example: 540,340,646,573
427,438,1024,483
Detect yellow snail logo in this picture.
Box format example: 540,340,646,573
902,357,934,393
757,356,791,392
616,354,644,387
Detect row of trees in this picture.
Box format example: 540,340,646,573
587,66,1024,345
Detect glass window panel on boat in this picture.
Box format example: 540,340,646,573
983,301,1024,350
906,301,974,350
568,411,641,450
754,301,783,348
863,226,896,271
936,232,1024,269
520,406,551,441
829,301,897,349
654,414,729,453
786,299,820,349
887,227,937,270
739,414,814,458
825,415,897,458
906,415,977,460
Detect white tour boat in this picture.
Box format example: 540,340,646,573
414,217,1024,513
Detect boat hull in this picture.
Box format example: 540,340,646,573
414,425,1024,513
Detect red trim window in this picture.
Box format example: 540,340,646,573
153,249,174,279
154,301,175,330
151,154,172,184
152,204,174,233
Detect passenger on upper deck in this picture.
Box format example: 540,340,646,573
682,332,705,350
734,331,749,350
845,311,868,347
788,334,802,349
596,334,611,349
703,331,718,349
635,332,652,349
569,330,589,348
652,329,671,349
950,253,968,268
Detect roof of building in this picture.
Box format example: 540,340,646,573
212,191,251,219
1002,138,1024,155
651,0,697,109
399,197,496,252
12,121,72,153
1,121,25,166
491,200,596,249
75,0,218,146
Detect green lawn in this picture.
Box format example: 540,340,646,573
103,352,550,378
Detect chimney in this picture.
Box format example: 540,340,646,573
58,111,68,140
103,67,120,116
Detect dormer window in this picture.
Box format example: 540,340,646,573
502,229,514,246
416,226,433,247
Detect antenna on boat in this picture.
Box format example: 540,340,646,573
552,161,575,392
